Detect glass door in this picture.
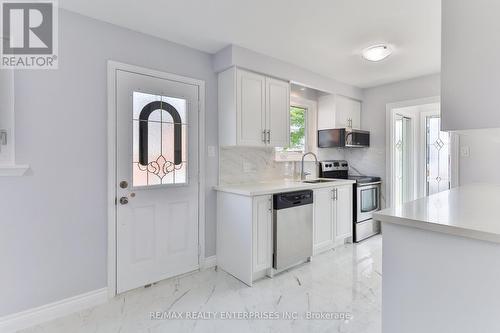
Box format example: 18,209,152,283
394,115,412,205
425,116,451,195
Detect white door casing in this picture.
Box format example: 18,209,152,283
108,62,205,296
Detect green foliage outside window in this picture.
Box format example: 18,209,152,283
289,106,306,151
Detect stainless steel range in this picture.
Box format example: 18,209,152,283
319,160,382,242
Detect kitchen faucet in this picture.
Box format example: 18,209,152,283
300,152,318,180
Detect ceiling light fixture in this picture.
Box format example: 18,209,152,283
362,44,392,62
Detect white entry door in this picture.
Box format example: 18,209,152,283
115,69,200,294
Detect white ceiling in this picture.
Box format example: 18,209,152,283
59,0,441,88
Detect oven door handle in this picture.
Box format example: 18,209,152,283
357,181,382,187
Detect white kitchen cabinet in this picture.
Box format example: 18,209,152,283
317,94,336,130
216,191,272,286
216,183,353,285
313,185,353,254
252,195,273,273
317,94,361,130
335,95,361,129
334,185,353,243
441,0,500,130
218,67,290,147
266,77,290,147
313,187,335,254
237,69,266,145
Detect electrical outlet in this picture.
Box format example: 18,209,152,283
460,146,470,157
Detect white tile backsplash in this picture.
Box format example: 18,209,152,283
219,146,345,185
219,146,293,185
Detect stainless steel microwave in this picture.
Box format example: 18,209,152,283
318,128,370,148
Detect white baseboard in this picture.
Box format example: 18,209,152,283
313,241,335,256
202,255,217,270
0,288,108,333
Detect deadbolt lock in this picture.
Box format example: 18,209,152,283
119,181,128,189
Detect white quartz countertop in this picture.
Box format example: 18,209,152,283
214,179,355,196
374,184,500,244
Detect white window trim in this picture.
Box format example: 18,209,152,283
275,95,318,162
0,66,29,176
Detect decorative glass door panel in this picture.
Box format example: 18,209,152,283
426,116,450,195
132,92,188,187
394,115,412,205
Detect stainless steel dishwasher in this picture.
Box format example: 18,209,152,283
273,190,313,271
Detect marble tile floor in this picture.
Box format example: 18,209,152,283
20,235,382,333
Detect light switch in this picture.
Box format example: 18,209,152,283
460,146,470,157
207,145,216,158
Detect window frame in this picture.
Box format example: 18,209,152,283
287,105,308,152
0,66,29,176
275,96,318,162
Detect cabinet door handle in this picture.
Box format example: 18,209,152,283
267,130,271,143
262,130,266,143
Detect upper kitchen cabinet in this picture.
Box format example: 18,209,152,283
218,67,290,147
317,94,361,130
335,95,361,129
266,77,290,147
441,0,500,131
317,94,336,130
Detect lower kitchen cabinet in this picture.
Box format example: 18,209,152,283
313,185,353,254
216,192,272,286
216,184,353,286
334,185,353,243
252,195,273,273
313,187,335,254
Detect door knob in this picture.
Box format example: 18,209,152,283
119,197,129,205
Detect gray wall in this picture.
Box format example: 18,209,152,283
0,10,218,316
347,74,441,205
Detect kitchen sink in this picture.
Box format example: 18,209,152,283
302,179,337,184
